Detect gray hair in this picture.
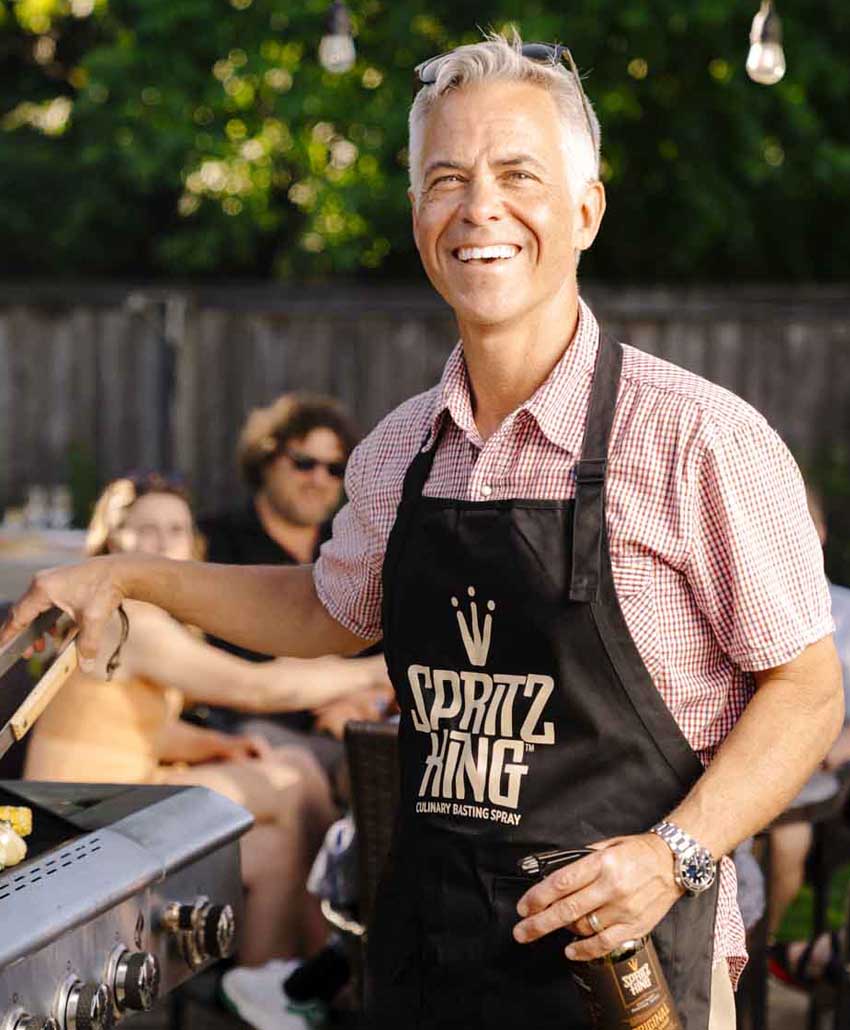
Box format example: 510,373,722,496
408,31,601,203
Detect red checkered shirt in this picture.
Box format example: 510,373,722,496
314,297,834,982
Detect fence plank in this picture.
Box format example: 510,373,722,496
0,285,848,518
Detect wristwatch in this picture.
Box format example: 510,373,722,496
650,820,716,895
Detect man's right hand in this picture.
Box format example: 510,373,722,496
0,556,133,671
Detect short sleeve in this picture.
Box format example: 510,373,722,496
685,419,833,671
313,441,386,642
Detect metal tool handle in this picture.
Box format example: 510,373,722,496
0,606,65,681
518,846,595,879
9,637,79,742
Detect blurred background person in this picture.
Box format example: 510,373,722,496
22,472,382,964
198,393,392,773
768,484,850,987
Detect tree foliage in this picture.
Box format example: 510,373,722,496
1,0,848,281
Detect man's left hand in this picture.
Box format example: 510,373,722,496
513,833,684,961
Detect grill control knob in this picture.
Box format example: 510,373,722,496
64,983,114,1030
3,1014,59,1030
112,950,161,1011
161,897,236,968
203,903,236,959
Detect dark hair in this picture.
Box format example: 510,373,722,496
237,393,359,491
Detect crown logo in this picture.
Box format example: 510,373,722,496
451,586,495,667
627,958,639,973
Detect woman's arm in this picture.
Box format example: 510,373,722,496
158,719,267,764
112,601,388,713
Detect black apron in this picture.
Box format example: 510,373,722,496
369,333,719,1029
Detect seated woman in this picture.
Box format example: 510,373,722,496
24,473,389,965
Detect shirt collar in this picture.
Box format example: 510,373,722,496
427,296,600,457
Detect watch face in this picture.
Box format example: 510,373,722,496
680,849,715,892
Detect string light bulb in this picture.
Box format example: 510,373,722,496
746,0,786,85
319,1,356,74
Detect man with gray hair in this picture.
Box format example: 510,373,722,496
2,32,842,1030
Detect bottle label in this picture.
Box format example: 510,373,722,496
569,938,682,1030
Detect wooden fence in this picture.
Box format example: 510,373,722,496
1,282,849,517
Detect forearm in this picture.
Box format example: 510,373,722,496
247,653,387,713
666,639,844,858
120,557,368,658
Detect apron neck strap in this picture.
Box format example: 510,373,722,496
398,330,623,606
401,418,446,503
569,331,623,603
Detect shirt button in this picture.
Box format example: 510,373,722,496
481,484,493,498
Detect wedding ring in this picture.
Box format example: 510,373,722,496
588,912,603,934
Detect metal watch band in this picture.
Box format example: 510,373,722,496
651,820,700,858
650,820,715,894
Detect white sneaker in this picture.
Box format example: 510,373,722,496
220,959,328,1030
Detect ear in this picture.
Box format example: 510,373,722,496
573,180,606,254
408,188,420,249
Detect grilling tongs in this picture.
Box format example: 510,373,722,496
0,607,79,761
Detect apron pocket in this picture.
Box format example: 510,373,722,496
487,875,587,1026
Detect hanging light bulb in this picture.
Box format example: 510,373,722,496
746,0,786,85
319,1,356,74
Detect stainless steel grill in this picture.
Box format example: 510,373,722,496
0,780,253,1030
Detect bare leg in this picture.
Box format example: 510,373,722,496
769,822,813,937
238,824,306,963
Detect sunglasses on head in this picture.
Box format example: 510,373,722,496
284,450,347,479
127,470,187,489
414,42,598,153
124,469,190,500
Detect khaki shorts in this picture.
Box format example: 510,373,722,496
708,961,736,1030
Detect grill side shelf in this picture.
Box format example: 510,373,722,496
107,786,254,873
0,829,162,968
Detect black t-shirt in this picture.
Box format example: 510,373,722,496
199,503,330,664
197,504,382,733
195,504,331,731
200,503,331,571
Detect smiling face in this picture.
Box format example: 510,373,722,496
410,79,605,332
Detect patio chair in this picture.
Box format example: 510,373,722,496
321,719,399,1005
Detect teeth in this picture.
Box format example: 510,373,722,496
457,245,519,262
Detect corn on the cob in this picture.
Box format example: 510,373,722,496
0,806,32,837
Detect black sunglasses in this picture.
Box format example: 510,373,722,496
414,42,598,154
284,450,347,479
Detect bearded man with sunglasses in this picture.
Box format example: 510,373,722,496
2,32,842,1030
202,393,355,601
199,393,391,769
